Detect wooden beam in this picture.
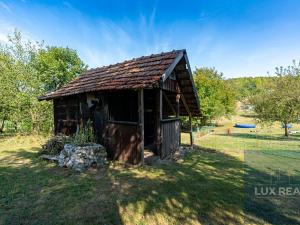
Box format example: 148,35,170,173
162,92,176,115
161,118,180,123
138,89,144,165
176,93,181,146
155,89,163,156
176,94,180,118
181,81,194,148
160,89,163,120
107,120,139,126
181,93,196,98
189,114,194,148
180,93,191,115
53,99,58,135
183,54,201,112
162,51,184,81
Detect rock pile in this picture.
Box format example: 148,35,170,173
57,143,107,172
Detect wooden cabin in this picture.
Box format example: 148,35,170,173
39,49,200,164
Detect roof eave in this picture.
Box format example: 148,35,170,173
162,50,185,82
183,52,201,115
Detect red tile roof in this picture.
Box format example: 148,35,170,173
39,50,183,100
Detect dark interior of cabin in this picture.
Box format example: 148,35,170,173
144,90,156,147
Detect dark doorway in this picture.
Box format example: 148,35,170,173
91,97,105,143
144,90,156,147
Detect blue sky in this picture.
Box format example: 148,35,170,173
0,0,299,78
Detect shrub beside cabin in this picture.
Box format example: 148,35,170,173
39,50,200,164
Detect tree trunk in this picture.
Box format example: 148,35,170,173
14,121,17,132
0,116,6,133
284,122,289,137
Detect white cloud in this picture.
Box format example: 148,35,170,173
78,20,134,68
0,0,172,69
0,20,41,46
0,1,12,14
62,1,82,16
77,6,172,68
0,20,14,43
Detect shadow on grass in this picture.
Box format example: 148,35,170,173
217,132,300,142
113,146,300,225
0,132,16,140
1,145,300,224
0,149,123,225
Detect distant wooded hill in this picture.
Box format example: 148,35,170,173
226,76,277,100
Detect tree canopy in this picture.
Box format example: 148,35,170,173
226,76,276,100
249,61,300,136
0,30,86,133
33,46,86,92
193,67,236,125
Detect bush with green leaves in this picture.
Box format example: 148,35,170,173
40,120,96,155
40,134,71,155
71,120,96,146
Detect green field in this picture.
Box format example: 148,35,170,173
1,112,300,225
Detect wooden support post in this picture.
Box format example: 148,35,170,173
180,93,191,115
138,89,144,165
53,99,58,135
160,89,163,120
176,94,181,145
155,89,163,156
176,94,180,118
189,114,194,148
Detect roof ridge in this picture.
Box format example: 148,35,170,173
86,49,184,73
38,49,190,102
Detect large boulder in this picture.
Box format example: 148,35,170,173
58,143,107,172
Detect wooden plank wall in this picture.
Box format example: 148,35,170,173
161,119,180,159
53,97,79,135
160,76,182,159
162,77,180,92
103,122,142,164
53,91,143,164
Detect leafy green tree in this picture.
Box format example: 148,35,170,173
249,61,300,136
0,30,46,132
33,46,87,92
193,67,236,125
226,76,276,100
0,53,15,132
0,30,86,133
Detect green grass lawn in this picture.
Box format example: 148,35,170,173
1,112,300,225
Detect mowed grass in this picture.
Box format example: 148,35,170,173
1,110,300,225
0,135,245,225
188,111,300,160
182,110,300,224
